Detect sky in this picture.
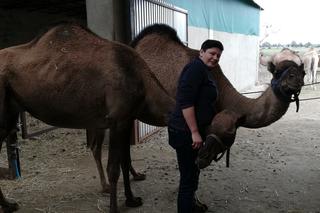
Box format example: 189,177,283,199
255,0,320,44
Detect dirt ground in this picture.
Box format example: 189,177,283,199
0,71,320,213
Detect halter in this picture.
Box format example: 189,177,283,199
271,66,301,112
205,133,228,162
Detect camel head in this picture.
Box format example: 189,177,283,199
267,49,305,111
196,110,242,169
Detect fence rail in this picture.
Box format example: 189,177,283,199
19,112,57,139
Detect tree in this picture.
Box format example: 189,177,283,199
261,42,271,49
304,42,312,48
290,41,298,47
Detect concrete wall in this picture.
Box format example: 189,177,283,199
86,0,130,43
86,0,114,40
188,26,260,91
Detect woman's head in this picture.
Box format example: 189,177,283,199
199,40,224,68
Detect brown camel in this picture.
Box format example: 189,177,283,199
88,23,305,208
0,22,175,213
130,25,305,169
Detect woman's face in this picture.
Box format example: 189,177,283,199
199,47,222,68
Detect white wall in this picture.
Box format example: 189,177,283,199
188,26,260,91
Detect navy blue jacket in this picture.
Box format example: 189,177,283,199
168,57,218,131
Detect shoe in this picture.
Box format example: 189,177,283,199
192,196,208,213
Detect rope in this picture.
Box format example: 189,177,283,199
300,97,320,101
303,81,320,87
240,81,320,101
241,90,264,95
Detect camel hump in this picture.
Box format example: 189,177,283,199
130,24,184,47
28,21,107,49
271,48,302,67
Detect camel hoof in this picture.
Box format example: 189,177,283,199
1,200,19,213
133,173,146,181
125,197,143,207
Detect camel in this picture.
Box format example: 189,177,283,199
0,22,175,213
130,25,305,169
88,24,305,208
302,48,319,84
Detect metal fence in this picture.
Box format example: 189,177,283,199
19,112,57,139
130,0,188,44
129,0,188,143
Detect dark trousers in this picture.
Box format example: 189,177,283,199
168,127,201,213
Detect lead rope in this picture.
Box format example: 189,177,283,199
206,134,229,166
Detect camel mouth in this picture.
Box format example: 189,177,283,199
283,84,302,94
196,136,226,169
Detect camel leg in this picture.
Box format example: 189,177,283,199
107,121,142,213
0,81,18,212
312,57,319,84
0,130,18,212
87,127,146,195
0,81,13,179
107,123,122,213
5,130,20,180
0,189,19,213
4,103,20,180
86,129,110,193
313,68,318,84
121,136,142,207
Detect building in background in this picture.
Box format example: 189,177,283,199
0,0,262,143
166,0,262,90
1,0,262,90
86,0,262,90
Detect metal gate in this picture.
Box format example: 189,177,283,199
129,0,188,143
19,112,57,139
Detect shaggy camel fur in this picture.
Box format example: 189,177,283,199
0,23,175,213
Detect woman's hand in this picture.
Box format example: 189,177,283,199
181,106,202,149
191,131,203,149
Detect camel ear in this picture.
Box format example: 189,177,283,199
267,61,276,74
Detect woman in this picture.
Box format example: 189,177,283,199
168,39,223,213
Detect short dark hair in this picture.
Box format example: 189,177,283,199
201,39,224,51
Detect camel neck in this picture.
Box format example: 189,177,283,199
214,68,291,129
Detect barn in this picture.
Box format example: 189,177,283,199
86,0,263,90
166,0,262,90
1,0,262,90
